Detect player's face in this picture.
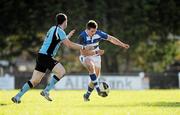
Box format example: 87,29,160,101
64,19,67,29
88,28,97,37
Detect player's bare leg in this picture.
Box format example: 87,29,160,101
41,63,65,101
12,70,45,104
83,58,103,101
84,66,101,101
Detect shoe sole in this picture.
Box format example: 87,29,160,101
83,94,90,102
40,91,52,101
11,97,21,104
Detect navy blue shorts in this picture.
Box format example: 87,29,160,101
35,53,58,73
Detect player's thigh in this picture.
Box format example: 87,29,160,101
93,56,101,77
30,70,45,85
84,58,96,71
80,56,95,69
84,57,95,66
52,63,66,78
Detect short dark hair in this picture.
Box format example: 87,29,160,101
56,13,67,25
86,20,98,29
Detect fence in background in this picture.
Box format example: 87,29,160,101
55,73,149,90
0,72,179,90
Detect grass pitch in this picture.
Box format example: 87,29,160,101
0,90,180,115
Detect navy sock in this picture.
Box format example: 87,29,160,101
86,86,94,97
89,74,100,92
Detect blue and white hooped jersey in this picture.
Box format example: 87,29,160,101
39,26,67,57
78,30,108,51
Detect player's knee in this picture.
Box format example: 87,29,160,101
85,61,94,69
84,58,95,72
87,64,95,71
88,66,94,72
61,67,66,76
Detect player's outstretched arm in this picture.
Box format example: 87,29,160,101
107,35,130,49
62,29,94,50
62,38,94,50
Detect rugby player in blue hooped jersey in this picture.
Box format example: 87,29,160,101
11,13,100,104
78,20,130,101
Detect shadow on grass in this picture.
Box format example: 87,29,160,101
0,103,14,107
0,103,8,106
74,102,180,108
141,102,180,107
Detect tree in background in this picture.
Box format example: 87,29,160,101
0,0,179,73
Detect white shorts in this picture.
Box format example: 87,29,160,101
79,55,101,68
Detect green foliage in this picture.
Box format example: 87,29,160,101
0,0,179,72
134,34,176,72
175,41,180,60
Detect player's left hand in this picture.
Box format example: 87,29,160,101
67,29,76,38
122,44,130,49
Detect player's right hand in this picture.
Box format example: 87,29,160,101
122,43,130,49
67,29,75,39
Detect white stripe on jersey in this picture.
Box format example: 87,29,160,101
92,34,101,39
56,31,59,40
